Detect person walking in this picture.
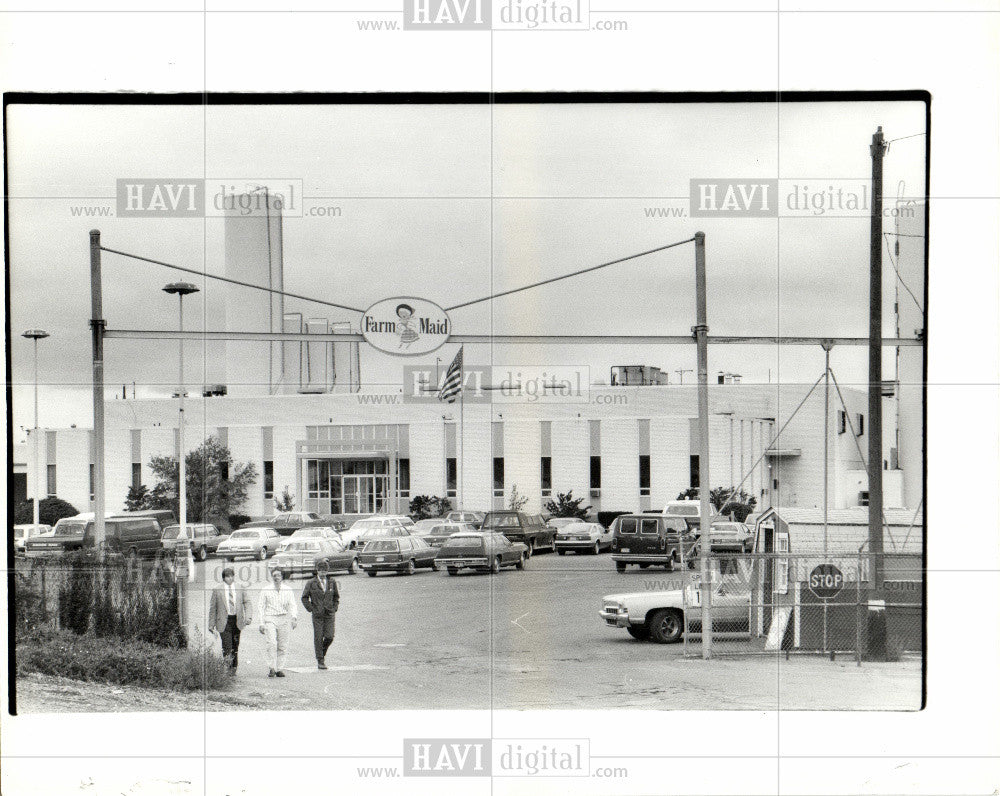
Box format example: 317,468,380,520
257,566,298,677
209,567,253,675
301,561,340,670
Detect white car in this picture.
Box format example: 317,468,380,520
554,521,611,555
410,518,443,536
340,515,414,548
599,576,750,643
663,499,718,530
277,525,343,551
13,523,52,552
216,527,281,561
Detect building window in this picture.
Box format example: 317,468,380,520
90,464,95,501
220,461,230,481
398,458,410,497
446,457,457,498
639,455,651,496
689,455,700,489
131,462,142,490
46,464,57,497
590,456,601,495
856,413,865,436
493,457,504,498
263,461,274,498
838,410,847,434
540,456,552,497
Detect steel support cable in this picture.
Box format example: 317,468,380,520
828,368,898,551
715,371,826,518
883,233,924,316
99,245,366,315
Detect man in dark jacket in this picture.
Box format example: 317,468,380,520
301,561,340,669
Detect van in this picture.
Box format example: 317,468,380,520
610,514,697,572
24,516,164,560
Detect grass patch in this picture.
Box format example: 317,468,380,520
17,628,231,692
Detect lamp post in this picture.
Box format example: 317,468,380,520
22,329,50,531
163,283,200,545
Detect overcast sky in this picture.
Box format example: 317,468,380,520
6,99,926,440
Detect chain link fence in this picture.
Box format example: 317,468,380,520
680,551,923,661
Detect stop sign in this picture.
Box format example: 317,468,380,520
808,564,844,599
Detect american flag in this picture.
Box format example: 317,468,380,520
438,347,463,404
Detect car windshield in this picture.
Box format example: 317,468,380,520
161,525,193,539
55,520,89,536
667,505,699,516
442,535,482,549
366,540,399,552
284,541,320,552
14,528,25,538
229,530,259,540
483,515,518,528
350,519,383,531
562,523,590,533
430,525,461,535
294,529,322,537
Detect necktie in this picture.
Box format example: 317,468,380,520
227,587,235,614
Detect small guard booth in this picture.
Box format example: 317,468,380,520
751,506,924,655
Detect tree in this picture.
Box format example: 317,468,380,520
544,490,591,519
274,486,295,512
676,487,699,501
408,495,452,520
124,484,149,512
147,436,258,523
507,484,529,512
14,496,79,526
710,486,757,523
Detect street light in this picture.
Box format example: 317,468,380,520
22,329,50,532
162,283,200,544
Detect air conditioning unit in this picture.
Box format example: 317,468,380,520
589,488,601,498
858,491,870,507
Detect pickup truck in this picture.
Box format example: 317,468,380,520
480,511,555,557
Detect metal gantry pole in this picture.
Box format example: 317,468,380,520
694,232,713,659
32,337,41,530
178,293,187,543
89,230,107,552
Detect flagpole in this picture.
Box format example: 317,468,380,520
458,347,464,511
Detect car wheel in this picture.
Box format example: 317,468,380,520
557,549,566,555
626,626,651,641
257,546,268,561
615,562,627,573
515,552,526,570
447,567,459,576
592,542,601,556
367,570,378,578
431,559,439,571
347,558,356,574
648,609,684,644
197,546,208,562
490,556,501,574
665,557,675,572
405,559,416,576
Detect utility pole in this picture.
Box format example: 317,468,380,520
867,126,888,659
693,232,712,659
90,230,107,553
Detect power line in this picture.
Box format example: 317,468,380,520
882,233,924,315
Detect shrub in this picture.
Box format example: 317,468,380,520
544,490,592,519
16,628,230,691
409,495,452,520
228,514,251,531
14,572,48,636
14,496,80,526
58,560,95,635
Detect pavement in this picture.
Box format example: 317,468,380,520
173,551,922,711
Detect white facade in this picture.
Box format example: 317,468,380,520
30,379,908,519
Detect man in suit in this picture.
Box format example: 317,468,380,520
209,567,253,674
301,561,340,670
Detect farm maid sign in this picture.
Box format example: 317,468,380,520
361,297,452,356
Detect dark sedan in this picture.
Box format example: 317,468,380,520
359,536,438,576
435,532,528,575
421,521,477,548
313,537,359,574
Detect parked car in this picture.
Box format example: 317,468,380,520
161,523,228,561
240,511,336,537
435,532,528,575
609,514,697,572
277,525,343,551
341,515,414,548
554,521,611,555
443,511,485,529
692,521,754,556
359,536,438,576
271,538,353,577
411,518,444,536
480,511,554,557
24,515,163,561
13,524,52,553
313,537,359,574
216,527,281,561
599,576,751,643
546,517,581,533
422,521,477,548
662,499,718,531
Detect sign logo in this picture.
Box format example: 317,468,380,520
404,738,491,776
361,297,451,356
808,564,845,600
690,179,778,217
404,0,491,29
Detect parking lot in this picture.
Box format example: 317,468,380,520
184,550,919,711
